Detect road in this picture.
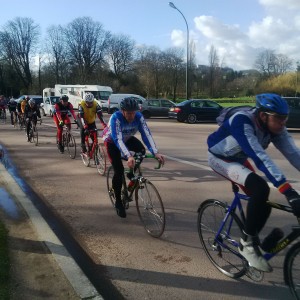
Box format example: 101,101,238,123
1,115,299,300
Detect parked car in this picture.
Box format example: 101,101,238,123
107,93,147,115
40,96,60,116
143,99,175,118
168,99,223,123
284,97,300,128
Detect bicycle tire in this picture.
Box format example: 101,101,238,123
284,241,300,300
81,140,90,167
66,132,76,159
32,125,38,146
197,199,247,278
107,165,116,207
135,179,165,238
94,144,106,175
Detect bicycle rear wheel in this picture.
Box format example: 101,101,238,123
135,180,165,238
284,241,300,300
66,132,76,159
94,144,106,175
197,199,247,278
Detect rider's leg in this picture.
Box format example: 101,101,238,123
106,142,126,218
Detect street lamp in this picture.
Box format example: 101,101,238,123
296,61,300,97
169,2,189,99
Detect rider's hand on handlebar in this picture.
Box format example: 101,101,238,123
127,156,135,169
285,189,300,217
59,120,64,127
155,153,165,166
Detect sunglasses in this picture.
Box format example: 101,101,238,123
265,112,288,122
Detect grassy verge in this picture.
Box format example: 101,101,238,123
0,219,10,299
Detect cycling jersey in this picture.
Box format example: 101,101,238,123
21,100,27,113
8,100,17,112
103,110,158,159
53,102,77,121
24,103,41,119
207,109,300,188
78,100,103,125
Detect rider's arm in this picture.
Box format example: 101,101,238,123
78,104,87,128
137,113,158,155
96,103,106,127
54,104,62,122
110,114,132,159
36,106,41,119
229,114,288,190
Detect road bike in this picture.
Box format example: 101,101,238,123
58,123,77,159
80,128,107,175
9,111,18,127
27,118,39,146
197,182,300,299
106,152,165,238
18,113,25,130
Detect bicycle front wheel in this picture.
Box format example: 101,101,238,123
66,133,76,159
284,241,300,300
94,144,106,175
135,180,165,238
197,199,247,278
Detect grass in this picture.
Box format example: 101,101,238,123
0,219,10,299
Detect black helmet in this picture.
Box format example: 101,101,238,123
61,95,69,102
120,97,139,111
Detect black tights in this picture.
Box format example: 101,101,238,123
106,137,145,204
244,172,271,236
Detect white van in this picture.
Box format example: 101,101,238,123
107,93,147,114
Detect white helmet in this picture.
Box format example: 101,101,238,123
84,93,94,103
29,99,35,105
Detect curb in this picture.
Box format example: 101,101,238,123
0,159,104,300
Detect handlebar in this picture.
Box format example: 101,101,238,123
131,152,163,170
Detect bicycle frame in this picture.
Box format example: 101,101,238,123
85,129,98,159
220,183,300,261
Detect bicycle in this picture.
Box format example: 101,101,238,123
197,182,300,299
106,152,165,238
58,123,77,159
10,111,18,127
80,128,107,175
27,118,39,146
18,113,25,130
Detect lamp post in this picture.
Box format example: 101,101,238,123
296,61,300,97
169,2,189,99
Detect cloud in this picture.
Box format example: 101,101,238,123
170,29,185,47
259,0,300,10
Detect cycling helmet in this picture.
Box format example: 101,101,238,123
84,93,94,103
61,95,69,102
25,96,30,101
28,99,35,105
120,97,139,111
256,93,289,115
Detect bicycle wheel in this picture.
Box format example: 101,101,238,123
197,199,247,278
135,179,165,238
32,125,38,146
94,144,106,175
107,165,116,207
66,132,76,159
81,141,90,166
284,241,300,300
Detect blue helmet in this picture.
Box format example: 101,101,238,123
256,93,289,115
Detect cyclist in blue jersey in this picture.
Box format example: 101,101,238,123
103,97,165,218
207,93,300,272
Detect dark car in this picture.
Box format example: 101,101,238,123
142,99,175,118
284,97,300,128
168,99,223,123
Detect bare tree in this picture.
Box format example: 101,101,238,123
254,49,277,76
274,54,293,74
108,34,135,82
45,25,69,84
208,45,219,97
1,17,40,92
63,17,111,83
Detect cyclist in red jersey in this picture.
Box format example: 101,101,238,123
0,95,7,116
53,95,77,153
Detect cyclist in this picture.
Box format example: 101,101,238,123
53,95,77,153
7,97,18,126
24,99,41,141
102,97,165,218
21,96,30,114
207,93,300,272
78,92,106,153
0,95,7,118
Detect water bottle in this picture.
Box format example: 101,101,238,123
261,228,284,252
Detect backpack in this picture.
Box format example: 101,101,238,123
216,105,254,126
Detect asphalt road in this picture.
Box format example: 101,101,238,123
1,115,300,300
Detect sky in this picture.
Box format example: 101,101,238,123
1,0,300,71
